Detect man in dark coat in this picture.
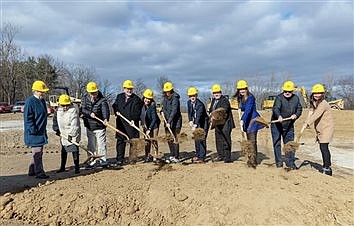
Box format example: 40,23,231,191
81,82,110,168
208,84,235,163
271,81,302,169
161,82,182,163
112,80,143,165
187,87,209,162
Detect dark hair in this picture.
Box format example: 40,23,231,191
233,88,253,105
310,93,325,109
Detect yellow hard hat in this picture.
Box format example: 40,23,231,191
211,84,222,93
86,82,99,93
236,80,248,89
123,80,134,89
311,84,325,93
58,94,71,105
163,82,174,92
143,89,154,99
32,80,49,92
282,81,295,92
187,87,198,96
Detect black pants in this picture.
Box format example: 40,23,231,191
116,127,139,162
59,145,80,171
215,125,232,161
319,143,331,168
246,132,258,165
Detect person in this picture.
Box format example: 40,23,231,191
208,84,235,163
81,82,110,168
53,94,81,174
271,81,302,169
112,80,143,166
24,80,50,179
234,80,264,167
161,81,182,163
303,84,334,176
140,89,160,163
187,87,209,162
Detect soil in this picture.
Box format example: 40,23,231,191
0,110,353,225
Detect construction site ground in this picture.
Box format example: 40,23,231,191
0,110,353,225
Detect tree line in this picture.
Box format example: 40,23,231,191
1,23,353,110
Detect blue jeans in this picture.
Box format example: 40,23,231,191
271,124,295,167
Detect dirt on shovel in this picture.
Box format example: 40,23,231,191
127,138,147,162
192,128,205,141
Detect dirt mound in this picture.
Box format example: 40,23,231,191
1,164,353,225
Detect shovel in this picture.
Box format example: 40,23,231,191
237,109,253,156
116,112,159,157
94,116,130,140
60,134,104,164
160,112,178,143
254,116,292,128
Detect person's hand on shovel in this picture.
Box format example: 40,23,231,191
129,120,135,126
90,112,96,118
290,114,297,120
278,116,283,122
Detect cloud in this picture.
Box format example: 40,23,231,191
2,1,353,92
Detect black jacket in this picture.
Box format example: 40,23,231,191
209,95,235,129
187,99,209,131
162,92,182,129
81,91,110,131
271,92,302,128
112,93,143,130
141,103,161,130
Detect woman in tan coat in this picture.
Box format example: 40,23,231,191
303,84,334,176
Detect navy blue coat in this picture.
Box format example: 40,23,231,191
239,95,264,133
162,92,182,130
271,93,302,128
187,99,209,131
24,95,48,147
141,103,161,130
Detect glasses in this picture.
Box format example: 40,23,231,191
284,91,293,93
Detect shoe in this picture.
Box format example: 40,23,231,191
193,158,204,163
100,161,108,168
85,164,95,170
323,167,332,176
215,157,224,162
143,156,153,163
36,174,49,179
276,162,283,168
75,169,80,174
112,161,123,167
169,156,180,163
224,159,232,163
28,172,35,176
56,168,67,173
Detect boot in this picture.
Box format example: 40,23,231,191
57,148,67,173
323,167,332,176
73,151,80,174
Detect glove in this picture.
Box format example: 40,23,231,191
90,112,96,118
103,119,108,125
166,123,171,128
130,120,135,126
290,114,297,120
55,130,61,136
67,135,72,142
278,116,283,122
189,121,194,127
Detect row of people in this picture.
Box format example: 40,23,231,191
23,80,334,178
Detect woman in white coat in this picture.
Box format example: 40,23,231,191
53,94,81,174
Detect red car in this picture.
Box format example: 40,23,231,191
0,102,12,113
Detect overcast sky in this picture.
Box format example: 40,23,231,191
2,1,353,93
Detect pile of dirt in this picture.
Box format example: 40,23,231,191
1,164,353,225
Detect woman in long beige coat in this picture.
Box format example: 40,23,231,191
304,84,334,176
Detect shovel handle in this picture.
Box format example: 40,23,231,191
160,112,177,142
270,117,292,124
60,134,94,156
117,112,149,139
94,116,130,140
237,109,247,140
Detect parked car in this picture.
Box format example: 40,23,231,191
11,101,26,113
0,102,12,113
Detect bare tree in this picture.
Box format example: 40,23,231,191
0,23,24,103
335,75,354,109
134,78,147,98
99,79,116,105
155,75,170,101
